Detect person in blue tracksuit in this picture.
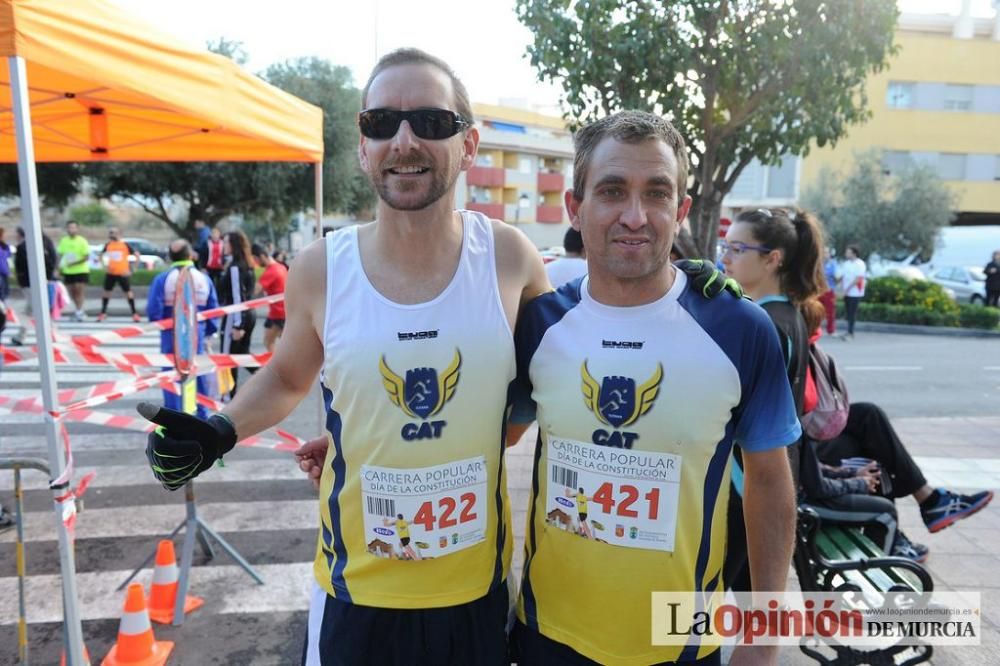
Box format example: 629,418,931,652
147,239,218,418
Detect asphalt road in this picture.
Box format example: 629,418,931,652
817,331,1000,418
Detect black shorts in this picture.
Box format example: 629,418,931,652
303,581,509,665
511,622,721,665
62,273,89,285
400,537,410,547
579,513,588,522
264,318,285,329
103,274,131,292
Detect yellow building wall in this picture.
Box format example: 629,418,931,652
472,102,567,130
801,31,1000,214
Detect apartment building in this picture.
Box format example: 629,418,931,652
726,6,1000,227
457,102,574,248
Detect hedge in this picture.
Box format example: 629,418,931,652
864,276,959,315
958,304,1000,330
836,301,1000,330
87,269,163,287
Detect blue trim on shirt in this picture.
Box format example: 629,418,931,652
509,277,584,424
676,288,801,453
520,428,545,630
321,382,351,602
490,383,517,590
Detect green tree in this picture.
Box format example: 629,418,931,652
516,0,898,259
87,45,373,242
802,150,955,260
68,201,112,227
0,163,84,208
263,57,375,219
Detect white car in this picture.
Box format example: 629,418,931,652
867,251,926,281
927,265,987,304
88,242,165,272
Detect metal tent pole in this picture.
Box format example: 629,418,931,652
8,55,86,666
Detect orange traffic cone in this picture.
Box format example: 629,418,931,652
101,583,173,666
60,643,91,665
147,539,203,624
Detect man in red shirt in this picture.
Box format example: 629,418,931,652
252,243,287,353
201,226,225,287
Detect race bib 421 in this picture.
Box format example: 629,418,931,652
546,437,681,552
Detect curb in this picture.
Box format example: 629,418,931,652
841,319,1000,338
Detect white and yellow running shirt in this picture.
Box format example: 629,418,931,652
314,211,515,608
510,271,800,664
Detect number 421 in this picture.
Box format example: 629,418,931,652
592,483,660,519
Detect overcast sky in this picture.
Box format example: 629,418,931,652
117,0,998,113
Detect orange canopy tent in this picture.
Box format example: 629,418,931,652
0,3,324,663
0,0,323,162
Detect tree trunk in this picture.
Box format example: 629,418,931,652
686,195,724,261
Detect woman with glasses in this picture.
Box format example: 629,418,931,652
719,208,828,590
721,210,935,579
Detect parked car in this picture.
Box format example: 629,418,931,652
88,239,166,272
927,265,987,304
867,250,925,279
540,246,565,264
123,237,167,259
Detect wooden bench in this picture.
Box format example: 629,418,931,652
792,505,934,665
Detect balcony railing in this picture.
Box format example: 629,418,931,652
466,166,505,187
537,171,564,193
536,205,564,224
466,202,504,219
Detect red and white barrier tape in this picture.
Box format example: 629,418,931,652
0,292,283,362
4,344,271,372
0,394,305,452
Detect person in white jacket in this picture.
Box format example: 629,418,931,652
838,244,866,339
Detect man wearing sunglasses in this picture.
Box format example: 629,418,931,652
138,47,549,665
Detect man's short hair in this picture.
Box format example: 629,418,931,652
572,111,688,205
846,244,861,257
251,243,267,259
168,240,192,263
563,227,584,254
361,48,475,124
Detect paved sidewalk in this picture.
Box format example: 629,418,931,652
506,416,1000,665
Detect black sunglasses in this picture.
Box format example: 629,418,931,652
358,108,471,141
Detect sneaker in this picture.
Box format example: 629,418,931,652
96,313,107,322
891,530,929,563
922,489,994,533
0,506,13,532
73,310,85,322
132,313,142,323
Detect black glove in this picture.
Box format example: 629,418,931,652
137,402,237,491
675,259,744,299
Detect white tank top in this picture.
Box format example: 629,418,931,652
313,210,516,608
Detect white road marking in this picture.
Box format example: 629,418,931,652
843,366,922,371
0,499,318,543
0,561,315,625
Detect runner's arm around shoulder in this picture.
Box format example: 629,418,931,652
492,220,551,311
222,239,326,439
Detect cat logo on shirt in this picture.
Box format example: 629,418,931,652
380,350,461,440
580,360,662,449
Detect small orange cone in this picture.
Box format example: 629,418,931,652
60,643,91,665
101,583,173,666
146,539,203,624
